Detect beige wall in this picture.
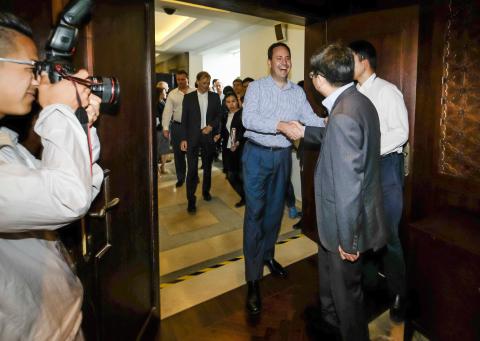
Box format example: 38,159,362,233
240,23,305,83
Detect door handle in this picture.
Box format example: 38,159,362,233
89,197,120,218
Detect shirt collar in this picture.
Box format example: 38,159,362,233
267,75,293,90
0,127,17,147
322,82,354,114
357,73,376,91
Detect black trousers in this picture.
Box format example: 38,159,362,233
170,122,186,183
318,244,369,341
186,134,214,203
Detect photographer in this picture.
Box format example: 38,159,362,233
0,12,103,340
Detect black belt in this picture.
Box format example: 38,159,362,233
381,152,402,159
172,121,181,124
247,139,290,151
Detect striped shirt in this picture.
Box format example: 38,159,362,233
243,75,325,147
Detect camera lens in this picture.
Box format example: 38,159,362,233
88,76,120,105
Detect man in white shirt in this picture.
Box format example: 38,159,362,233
0,11,103,340
162,70,195,187
349,40,409,323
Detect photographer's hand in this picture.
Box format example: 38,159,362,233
85,94,101,127
38,69,91,110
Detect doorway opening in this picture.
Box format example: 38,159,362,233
154,0,314,319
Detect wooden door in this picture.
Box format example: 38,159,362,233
302,5,419,243
78,1,159,339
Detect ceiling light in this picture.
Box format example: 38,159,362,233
161,0,230,13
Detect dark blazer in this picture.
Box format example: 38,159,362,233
304,86,386,254
180,90,222,145
220,108,245,172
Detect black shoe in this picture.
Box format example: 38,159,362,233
390,294,406,323
264,259,287,278
175,180,184,188
234,199,245,207
187,201,196,213
292,218,303,230
246,280,261,315
203,192,212,201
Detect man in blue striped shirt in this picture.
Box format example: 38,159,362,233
242,42,325,315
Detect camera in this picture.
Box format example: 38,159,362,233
37,0,120,105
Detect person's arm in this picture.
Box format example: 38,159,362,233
180,95,189,151
379,86,409,155
303,125,325,146
0,104,103,232
328,113,364,254
162,94,174,132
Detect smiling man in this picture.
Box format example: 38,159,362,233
241,42,326,316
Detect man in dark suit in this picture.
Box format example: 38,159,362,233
180,71,222,213
296,43,387,340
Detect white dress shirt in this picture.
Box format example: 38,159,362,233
197,91,208,129
161,87,195,130
0,104,103,340
357,73,409,155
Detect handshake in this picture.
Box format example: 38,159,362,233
277,120,305,140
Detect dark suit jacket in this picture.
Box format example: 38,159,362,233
180,91,222,146
304,86,386,254
220,108,245,172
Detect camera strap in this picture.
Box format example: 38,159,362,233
72,81,93,175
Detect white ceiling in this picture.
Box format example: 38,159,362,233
154,0,277,56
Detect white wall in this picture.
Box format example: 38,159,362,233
240,23,305,83
202,50,240,88
188,52,203,86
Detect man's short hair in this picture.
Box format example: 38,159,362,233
232,78,242,85
348,40,377,70
310,43,354,87
212,78,219,86
196,71,211,81
242,77,254,85
267,42,291,60
0,12,33,57
176,69,188,77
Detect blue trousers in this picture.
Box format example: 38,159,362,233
242,141,291,281
381,152,406,299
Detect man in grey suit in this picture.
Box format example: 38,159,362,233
295,43,386,340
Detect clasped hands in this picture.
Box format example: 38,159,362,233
277,120,304,140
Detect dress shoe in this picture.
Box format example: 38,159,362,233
264,259,287,278
292,218,303,230
234,199,245,207
246,280,261,315
203,192,212,201
175,180,184,188
389,294,406,323
187,201,196,213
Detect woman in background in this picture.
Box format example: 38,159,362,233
218,93,245,207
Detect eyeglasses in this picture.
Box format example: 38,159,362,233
0,57,36,66
309,71,324,79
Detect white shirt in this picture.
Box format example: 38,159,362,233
197,91,208,129
0,104,103,340
161,87,195,129
226,111,235,148
321,82,354,114
357,73,409,155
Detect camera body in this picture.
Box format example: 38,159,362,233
38,0,120,105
